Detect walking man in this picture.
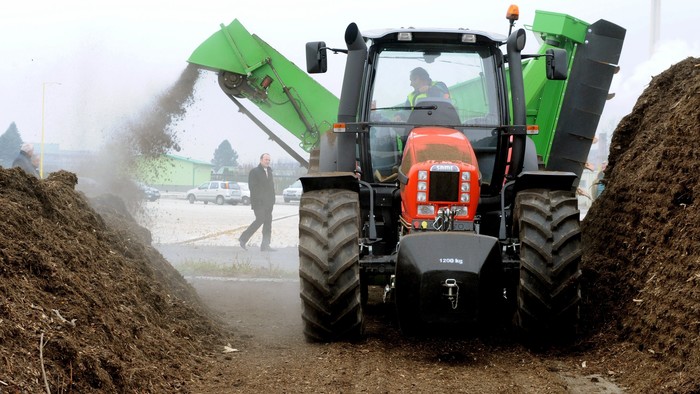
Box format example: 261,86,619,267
239,153,276,252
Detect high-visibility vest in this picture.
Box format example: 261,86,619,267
407,82,449,107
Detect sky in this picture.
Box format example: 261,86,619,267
1,0,698,166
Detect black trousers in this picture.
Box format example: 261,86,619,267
240,206,273,248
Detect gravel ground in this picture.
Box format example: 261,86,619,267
139,196,300,275
133,194,625,394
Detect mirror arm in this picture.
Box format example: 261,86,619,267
521,53,548,60
320,47,348,55
505,54,544,63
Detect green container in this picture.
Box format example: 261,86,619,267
524,11,590,164
531,10,589,44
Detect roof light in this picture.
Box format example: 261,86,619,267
397,32,413,41
506,4,520,22
461,34,476,43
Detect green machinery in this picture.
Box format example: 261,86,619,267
188,19,339,167
522,11,624,177
188,11,624,178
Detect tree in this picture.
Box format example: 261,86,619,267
211,140,238,171
0,122,23,168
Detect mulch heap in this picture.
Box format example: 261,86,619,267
582,57,700,392
0,169,229,392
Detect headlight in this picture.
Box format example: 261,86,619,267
460,193,470,203
461,183,470,192
417,205,435,216
418,181,427,191
418,170,428,180
417,191,427,202
461,171,470,181
452,206,468,217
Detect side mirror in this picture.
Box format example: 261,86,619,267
305,41,327,74
546,48,568,80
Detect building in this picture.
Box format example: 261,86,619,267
138,154,214,192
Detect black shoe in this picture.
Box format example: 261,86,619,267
239,239,247,250
261,246,277,252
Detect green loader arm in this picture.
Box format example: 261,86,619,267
188,19,339,163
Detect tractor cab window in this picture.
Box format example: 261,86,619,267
367,46,501,184
368,46,500,126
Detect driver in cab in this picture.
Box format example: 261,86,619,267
405,67,450,108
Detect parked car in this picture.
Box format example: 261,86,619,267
186,181,242,205
238,182,251,205
282,180,302,203
138,183,161,202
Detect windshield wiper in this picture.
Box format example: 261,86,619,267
373,104,438,111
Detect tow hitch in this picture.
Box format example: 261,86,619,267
443,278,460,309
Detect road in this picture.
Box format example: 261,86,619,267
136,196,623,393
139,196,300,276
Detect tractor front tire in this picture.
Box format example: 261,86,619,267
515,189,582,343
298,189,363,342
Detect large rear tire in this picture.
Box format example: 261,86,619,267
299,189,363,342
515,189,582,342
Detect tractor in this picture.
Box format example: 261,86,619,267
297,8,623,342
187,6,625,342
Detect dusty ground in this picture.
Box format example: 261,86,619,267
186,278,626,393
142,202,622,393
1,57,698,393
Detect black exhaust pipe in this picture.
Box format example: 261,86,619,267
338,23,367,123
506,28,527,178
320,23,367,172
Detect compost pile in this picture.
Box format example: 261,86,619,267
0,169,228,392
582,57,700,392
